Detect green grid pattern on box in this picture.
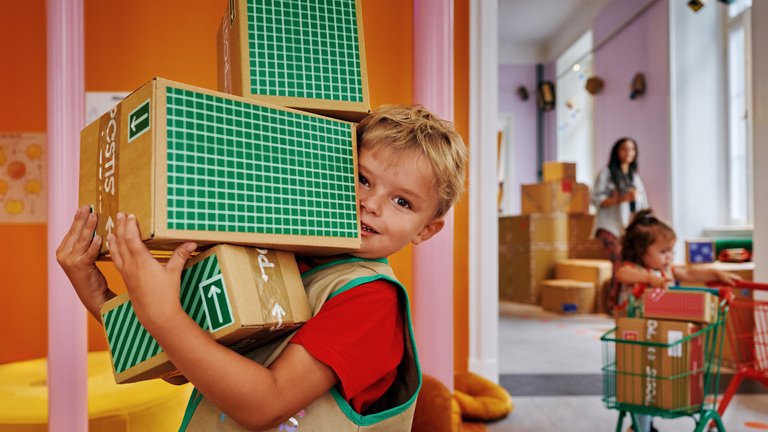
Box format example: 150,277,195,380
165,86,358,238
247,0,363,102
103,254,222,374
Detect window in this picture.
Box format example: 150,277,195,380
726,0,753,224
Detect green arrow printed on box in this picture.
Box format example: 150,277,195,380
199,274,234,332
128,99,151,143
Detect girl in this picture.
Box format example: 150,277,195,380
614,209,739,432
615,209,740,304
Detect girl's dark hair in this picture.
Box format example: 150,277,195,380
608,137,638,193
621,209,676,265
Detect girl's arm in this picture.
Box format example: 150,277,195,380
615,264,671,288
109,213,337,430
672,267,742,286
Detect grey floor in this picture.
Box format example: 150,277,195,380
489,302,768,432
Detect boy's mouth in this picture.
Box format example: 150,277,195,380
361,222,379,234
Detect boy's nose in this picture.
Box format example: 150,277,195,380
360,191,382,215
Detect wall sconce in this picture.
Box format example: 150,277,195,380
585,77,605,95
536,81,555,111
516,86,529,101
629,73,646,100
688,0,705,12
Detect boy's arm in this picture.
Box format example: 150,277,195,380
109,213,337,430
615,264,671,288
56,205,117,323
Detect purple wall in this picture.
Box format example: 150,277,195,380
592,0,671,220
498,63,538,213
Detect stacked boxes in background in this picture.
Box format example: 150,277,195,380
555,259,613,313
83,0,372,382
499,161,611,311
101,245,310,383
540,279,594,314
498,213,568,304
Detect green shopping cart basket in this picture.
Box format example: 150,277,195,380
600,286,729,432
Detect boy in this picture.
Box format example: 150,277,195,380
57,104,468,431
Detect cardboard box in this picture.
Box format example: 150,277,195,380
568,213,595,243
555,259,613,313
101,245,310,383
540,279,595,314
686,239,716,264
615,318,657,406
521,181,590,215
80,77,360,257
499,214,568,303
217,0,370,121
542,161,576,182
615,318,704,410
657,320,704,411
568,238,609,260
642,290,719,324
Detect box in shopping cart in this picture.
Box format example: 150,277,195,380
657,320,704,411
615,317,660,407
642,289,719,324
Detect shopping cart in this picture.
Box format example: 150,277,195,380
601,286,729,432
712,280,768,422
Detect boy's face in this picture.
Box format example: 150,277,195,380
352,144,444,259
643,235,675,271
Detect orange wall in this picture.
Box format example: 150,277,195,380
0,1,48,364
0,0,471,370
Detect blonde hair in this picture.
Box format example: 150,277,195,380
356,105,467,217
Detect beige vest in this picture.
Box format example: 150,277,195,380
179,257,421,431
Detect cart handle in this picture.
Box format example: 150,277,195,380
631,283,733,302
706,279,768,291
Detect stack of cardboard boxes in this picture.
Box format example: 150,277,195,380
83,0,369,383
614,289,721,411
499,161,608,311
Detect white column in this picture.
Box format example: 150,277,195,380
47,0,88,430
412,0,455,389
468,0,499,381
752,1,768,285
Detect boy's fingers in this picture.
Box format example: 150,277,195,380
123,215,150,260
108,233,123,270
75,212,98,250
59,206,88,251
166,242,197,273
86,234,102,260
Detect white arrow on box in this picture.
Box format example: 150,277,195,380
271,303,285,330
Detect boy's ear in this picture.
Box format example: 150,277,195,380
412,217,445,245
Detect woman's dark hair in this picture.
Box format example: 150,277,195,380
621,209,676,265
608,137,638,193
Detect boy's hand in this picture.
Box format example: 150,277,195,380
108,212,197,329
56,205,112,318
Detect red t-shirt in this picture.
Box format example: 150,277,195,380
290,266,404,414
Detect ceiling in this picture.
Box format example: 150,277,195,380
498,0,611,63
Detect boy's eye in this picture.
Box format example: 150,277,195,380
394,197,411,209
358,174,369,187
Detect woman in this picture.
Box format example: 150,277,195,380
592,137,649,312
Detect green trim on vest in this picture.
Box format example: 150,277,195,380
324,272,422,426
179,388,204,432
300,256,389,279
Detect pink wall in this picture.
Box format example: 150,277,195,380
592,0,671,220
